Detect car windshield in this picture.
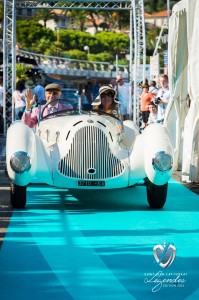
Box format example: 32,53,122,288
39,99,122,127
39,99,78,120
60,88,79,108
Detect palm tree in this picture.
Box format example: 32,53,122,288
63,10,88,31
34,9,58,28
16,63,32,81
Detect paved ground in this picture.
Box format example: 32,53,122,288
0,136,13,247
1,135,199,249
1,175,199,299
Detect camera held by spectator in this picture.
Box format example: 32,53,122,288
154,97,161,105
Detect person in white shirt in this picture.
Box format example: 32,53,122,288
13,80,26,120
155,74,170,122
115,74,130,120
147,101,159,124
149,80,159,96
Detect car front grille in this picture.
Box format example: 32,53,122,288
58,126,125,179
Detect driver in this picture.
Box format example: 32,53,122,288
21,83,71,128
92,85,121,119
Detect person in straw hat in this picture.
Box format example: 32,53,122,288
92,85,121,119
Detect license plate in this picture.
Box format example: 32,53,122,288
78,180,105,187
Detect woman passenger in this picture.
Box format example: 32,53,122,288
92,85,121,119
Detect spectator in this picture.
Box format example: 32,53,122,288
13,80,26,120
89,77,100,101
137,84,154,127
23,79,36,97
16,42,21,55
92,85,121,119
155,74,170,122
22,83,71,128
115,74,130,120
24,79,35,90
144,78,149,86
81,84,92,110
33,78,45,106
0,80,3,134
0,80,3,108
147,101,159,124
149,80,158,96
110,78,116,89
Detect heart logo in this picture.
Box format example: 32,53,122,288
153,242,176,268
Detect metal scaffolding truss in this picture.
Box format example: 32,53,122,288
133,0,146,78
3,0,146,133
3,0,16,132
21,1,133,10
133,0,146,125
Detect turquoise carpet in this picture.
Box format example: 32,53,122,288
0,179,199,299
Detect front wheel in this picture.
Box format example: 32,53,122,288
146,179,168,209
10,183,27,208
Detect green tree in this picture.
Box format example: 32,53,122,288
0,2,4,39
88,52,114,62
95,31,129,56
59,30,100,53
36,37,52,55
109,11,130,31
34,9,58,28
16,20,54,50
63,10,88,31
144,0,179,14
16,63,32,81
65,49,87,60
144,0,179,13
145,27,160,60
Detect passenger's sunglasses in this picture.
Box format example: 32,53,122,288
101,92,113,98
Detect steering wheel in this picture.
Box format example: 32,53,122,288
92,109,120,121
40,99,74,120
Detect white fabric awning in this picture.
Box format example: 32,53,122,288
166,0,199,181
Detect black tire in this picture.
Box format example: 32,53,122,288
10,182,27,208
146,179,168,209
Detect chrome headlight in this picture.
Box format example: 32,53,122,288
152,151,173,172
10,151,31,174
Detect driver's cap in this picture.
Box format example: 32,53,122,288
45,83,62,92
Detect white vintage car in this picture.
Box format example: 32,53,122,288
6,99,174,209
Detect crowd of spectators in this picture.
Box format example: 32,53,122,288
135,74,170,129
0,72,171,133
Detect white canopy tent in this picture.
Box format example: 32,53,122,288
165,0,199,182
